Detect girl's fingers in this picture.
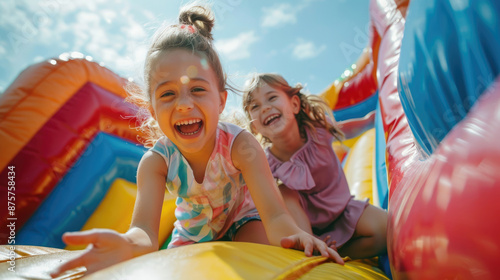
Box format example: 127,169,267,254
303,241,313,257
84,259,109,275
280,236,295,249
315,240,329,258
314,239,344,264
49,251,89,277
280,235,344,265
323,235,331,244
328,247,345,265
62,231,100,246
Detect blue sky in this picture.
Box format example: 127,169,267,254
0,0,370,112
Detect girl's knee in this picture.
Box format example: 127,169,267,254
369,207,388,248
375,208,388,236
357,205,388,237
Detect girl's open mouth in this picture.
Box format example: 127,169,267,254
175,119,203,136
264,114,281,126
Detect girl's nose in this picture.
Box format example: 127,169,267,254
261,103,271,114
176,92,194,112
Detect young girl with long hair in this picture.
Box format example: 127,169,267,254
243,73,387,259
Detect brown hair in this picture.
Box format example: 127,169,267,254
242,73,344,144
127,3,226,147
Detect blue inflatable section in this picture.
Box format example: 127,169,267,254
398,0,500,155
17,132,145,248
333,92,378,122
374,102,388,210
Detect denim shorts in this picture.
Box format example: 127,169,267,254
223,214,262,241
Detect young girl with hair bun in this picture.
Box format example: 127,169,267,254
51,5,343,277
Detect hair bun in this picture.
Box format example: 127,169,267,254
179,5,214,40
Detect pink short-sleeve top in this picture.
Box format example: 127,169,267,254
266,127,351,230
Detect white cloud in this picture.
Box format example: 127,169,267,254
142,10,156,21
101,9,117,24
215,31,259,61
70,7,148,78
0,0,150,83
33,56,44,63
261,1,314,28
266,49,278,58
122,17,147,41
261,4,297,27
0,1,155,98
292,40,326,60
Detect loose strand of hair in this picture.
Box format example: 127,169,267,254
298,92,345,142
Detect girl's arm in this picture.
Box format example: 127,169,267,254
231,131,344,264
128,151,168,253
51,151,167,276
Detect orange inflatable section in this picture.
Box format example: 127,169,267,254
0,55,129,171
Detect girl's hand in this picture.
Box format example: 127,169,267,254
322,235,338,252
50,229,134,277
280,233,345,265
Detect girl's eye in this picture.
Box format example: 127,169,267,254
161,91,174,98
250,104,259,111
269,96,277,101
192,87,206,92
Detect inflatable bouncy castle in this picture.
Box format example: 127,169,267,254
324,0,500,278
1,0,499,279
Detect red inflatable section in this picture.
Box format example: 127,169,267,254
370,0,413,198
335,62,377,109
335,24,380,110
390,78,500,278
320,23,380,111
371,0,500,277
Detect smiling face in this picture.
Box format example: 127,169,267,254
149,48,227,157
247,82,300,142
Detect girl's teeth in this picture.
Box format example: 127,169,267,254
177,119,200,126
175,119,202,135
180,130,199,135
265,115,278,125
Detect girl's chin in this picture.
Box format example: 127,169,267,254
175,141,207,155
266,122,285,132
262,129,281,140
